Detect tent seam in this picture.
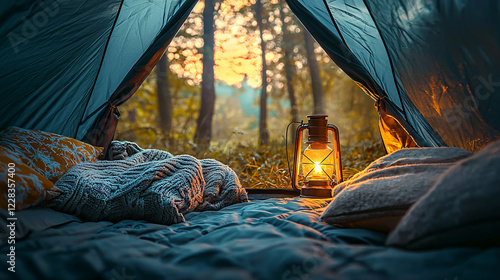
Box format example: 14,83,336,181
75,0,125,138
361,0,407,120
322,0,350,50
322,0,404,115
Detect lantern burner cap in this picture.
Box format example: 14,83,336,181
306,115,329,144
307,114,328,119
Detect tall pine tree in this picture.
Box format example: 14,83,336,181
255,0,270,145
304,30,325,114
156,55,173,137
194,0,216,147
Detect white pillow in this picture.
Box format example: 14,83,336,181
321,147,471,232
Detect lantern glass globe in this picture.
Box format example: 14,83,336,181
301,143,334,182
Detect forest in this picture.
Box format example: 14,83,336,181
115,0,385,189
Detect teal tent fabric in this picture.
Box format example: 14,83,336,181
0,0,197,147
287,0,500,152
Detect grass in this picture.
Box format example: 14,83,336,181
116,128,386,189
167,139,386,189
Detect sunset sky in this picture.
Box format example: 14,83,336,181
167,0,283,88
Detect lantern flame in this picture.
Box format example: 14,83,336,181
314,162,322,173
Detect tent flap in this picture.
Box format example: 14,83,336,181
377,98,418,153
0,0,197,146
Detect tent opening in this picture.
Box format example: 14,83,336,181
113,0,384,189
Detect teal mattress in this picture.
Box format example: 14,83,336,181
1,197,499,279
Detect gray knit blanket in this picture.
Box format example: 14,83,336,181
45,141,248,225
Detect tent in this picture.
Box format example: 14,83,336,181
1,0,499,153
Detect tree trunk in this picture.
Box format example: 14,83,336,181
304,30,325,114
278,0,298,124
279,0,299,147
156,55,173,136
194,0,216,147
255,0,270,146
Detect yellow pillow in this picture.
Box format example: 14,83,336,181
0,127,104,182
0,147,59,210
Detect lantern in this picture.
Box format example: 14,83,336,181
291,115,342,198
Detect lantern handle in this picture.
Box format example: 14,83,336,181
291,123,308,191
328,124,343,184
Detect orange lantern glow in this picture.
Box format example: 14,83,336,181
292,115,342,198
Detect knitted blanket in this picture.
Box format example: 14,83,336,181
45,141,248,225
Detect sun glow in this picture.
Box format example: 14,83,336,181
167,0,279,88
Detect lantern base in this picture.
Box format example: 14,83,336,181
300,181,332,198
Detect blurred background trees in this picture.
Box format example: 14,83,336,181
115,0,385,188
